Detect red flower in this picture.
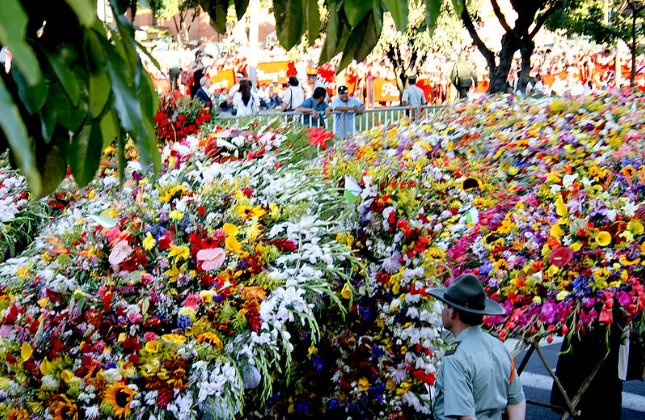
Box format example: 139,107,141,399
548,246,574,268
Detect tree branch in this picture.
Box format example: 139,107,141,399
491,0,513,32
461,5,495,68
529,4,560,38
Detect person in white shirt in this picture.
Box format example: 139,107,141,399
401,75,426,119
233,80,259,117
281,76,305,112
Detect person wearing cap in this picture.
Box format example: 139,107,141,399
331,85,364,139
401,75,426,118
428,274,526,420
295,87,331,127
307,71,328,98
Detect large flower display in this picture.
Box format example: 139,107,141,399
0,130,357,419
0,91,644,419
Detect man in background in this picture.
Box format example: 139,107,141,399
451,52,478,99
401,74,426,119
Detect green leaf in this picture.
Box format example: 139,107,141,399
338,14,370,72
200,0,230,34
134,65,161,172
320,0,341,64
425,0,442,36
39,100,57,143
451,0,464,15
38,128,70,197
100,109,119,149
69,122,103,187
0,0,42,86
274,0,306,50
0,78,41,196
354,8,382,63
64,0,97,26
343,0,372,27
11,66,48,115
306,0,321,46
86,31,111,118
381,0,408,32
234,0,249,19
44,48,81,107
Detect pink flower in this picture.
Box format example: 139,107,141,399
144,332,159,342
183,293,201,309
142,273,154,285
127,311,143,324
197,247,226,271
94,341,106,352
109,240,132,266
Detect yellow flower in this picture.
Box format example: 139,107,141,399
628,220,644,236
167,264,185,282
341,282,352,299
21,342,33,361
103,382,137,418
142,232,156,251
168,244,190,263
145,341,160,353
595,231,612,247
555,195,568,217
161,334,187,344
37,297,49,308
386,379,396,391
225,235,242,253
556,290,569,301
39,357,53,375
570,242,582,252
532,296,542,304
178,307,197,321
222,223,239,236
550,224,565,240
546,172,561,183
196,332,223,350
169,210,184,221
358,377,370,391
396,381,411,395
200,290,217,303
60,370,75,383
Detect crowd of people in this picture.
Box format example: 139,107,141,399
140,36,645,122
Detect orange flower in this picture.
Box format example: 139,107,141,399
49,395,78,420
103,382,137,418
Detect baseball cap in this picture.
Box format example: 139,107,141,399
236,72,246,78
338,86,349,94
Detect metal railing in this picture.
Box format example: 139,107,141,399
218,105,444,139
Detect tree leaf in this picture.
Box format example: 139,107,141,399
0,78,41,196
134,65,161,172
320,0,341,64
338,14,369,72
343,0,372,27
69,122,103,187
234,0,249,19
86,32,111,119
100,109,119,149
0,0,42,85
11,66,48,115
274,0,306,50
200,0,229,34
44,48,81,107
381,0,408,32
451,0,464,16
354,1,383,62
64,0,97,26
306,0,321,46
425,0,442,36
38,128,69,197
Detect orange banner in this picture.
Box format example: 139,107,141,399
257,61,290,85
372,78,400,102
209,69,236,93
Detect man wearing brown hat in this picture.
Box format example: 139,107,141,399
429,274,526,420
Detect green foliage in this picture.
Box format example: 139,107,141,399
0,0,160,198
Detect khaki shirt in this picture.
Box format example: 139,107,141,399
433,326,524,420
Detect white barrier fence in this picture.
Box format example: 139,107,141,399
219,105,444,139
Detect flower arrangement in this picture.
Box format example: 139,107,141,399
0,159,47,259
0,132,357,419
155,93,213,144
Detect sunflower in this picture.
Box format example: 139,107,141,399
49,395,78,420
103,382,137,418
461,177,481,191
7,410,29,420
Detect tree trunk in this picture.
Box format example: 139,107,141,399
517,38,534,93
631,9,637,86
489,33,519,94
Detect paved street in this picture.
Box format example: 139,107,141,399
507,338,645,420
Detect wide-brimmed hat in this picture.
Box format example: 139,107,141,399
428,274,505,315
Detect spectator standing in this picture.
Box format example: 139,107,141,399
232,80,259,116
187,49,207,98
401,75,426,118
307,70,328,99
450,51,478,99
331,85,364,138
281,76,305,112
295,87,331,127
